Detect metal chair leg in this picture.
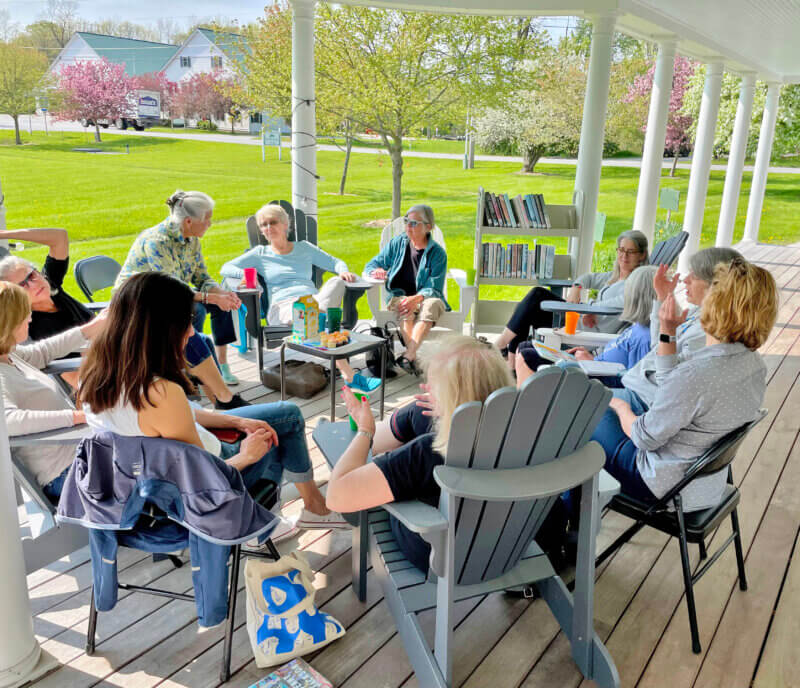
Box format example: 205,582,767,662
675,498,701,654
86,585,98,655
731,508,748,591
699,540,708,560
266,539,280,561
220,545,242,683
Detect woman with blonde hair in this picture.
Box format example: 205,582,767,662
593,259,778,511
326,335,512,572
0,282,106,500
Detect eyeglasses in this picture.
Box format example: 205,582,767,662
17,269,38,289
404,217,428,229
259,220,283,228
616,247,642,257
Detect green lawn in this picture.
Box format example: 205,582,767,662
2,130,798,318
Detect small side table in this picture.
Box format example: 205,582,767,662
280,331,387,422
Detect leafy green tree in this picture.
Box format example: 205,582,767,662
239,3,531,217
0,41,49,144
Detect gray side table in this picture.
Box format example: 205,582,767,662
280,331,387,422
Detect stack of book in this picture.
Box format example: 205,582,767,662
480,242,555,280
480,187,552,229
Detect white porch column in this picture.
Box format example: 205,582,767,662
633,39,677,244
571,13,616,277
290,0,318,220
677,62,724,275
716,74,756,247
743,82,781,244
0,384,42,687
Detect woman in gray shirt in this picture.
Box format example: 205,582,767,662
495,230,649,371
593,259,777,512
0,282,106,500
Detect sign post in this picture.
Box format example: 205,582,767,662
659,188,680,224
262,126,282,162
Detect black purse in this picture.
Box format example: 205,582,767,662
359,322,400,379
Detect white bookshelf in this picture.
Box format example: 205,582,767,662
471,189,583,336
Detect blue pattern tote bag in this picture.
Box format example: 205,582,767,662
245,552,345,667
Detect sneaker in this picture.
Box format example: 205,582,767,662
243,517,299,551
219,363,239,386
347,373,382,393
296,508,350,530
214,393,250,410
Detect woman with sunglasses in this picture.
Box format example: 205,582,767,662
0,228,93,344
364,205,449,375
493,230,649,372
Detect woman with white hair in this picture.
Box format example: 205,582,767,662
364,205,449,375
494,229,650,372
0,228,93,343
115,190,247,409
221,203,377,392
514,265,659,384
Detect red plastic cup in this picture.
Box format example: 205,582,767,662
564,311,580,335
243,267,258,289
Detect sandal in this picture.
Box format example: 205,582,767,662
397,355,420,376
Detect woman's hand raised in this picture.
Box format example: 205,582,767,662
342,386,375,434
653,264,680,302
659,292,688,335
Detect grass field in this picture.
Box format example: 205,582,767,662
2,130,798,317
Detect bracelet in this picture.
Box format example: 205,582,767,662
355,429,374,450
202,291,208,305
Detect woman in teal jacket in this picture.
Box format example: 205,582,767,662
364,205,449,374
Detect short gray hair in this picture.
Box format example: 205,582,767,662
406,204,435,229
166,190,215,224
621,265,657,326
689,246,744,283
255,203,292,238
0,255,35,281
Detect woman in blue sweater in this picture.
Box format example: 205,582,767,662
364,205,449,375
221,204,378,391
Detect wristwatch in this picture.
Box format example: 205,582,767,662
659,333,677,343
355,429,374,450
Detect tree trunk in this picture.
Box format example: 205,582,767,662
339,134,353,195
231,116,235,135
522,146,541,173
670,153,679,177
94,122,102,143
12,115,21,145
388,141,404,219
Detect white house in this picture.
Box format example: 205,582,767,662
161,28,244,83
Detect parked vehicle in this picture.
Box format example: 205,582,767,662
80,118,109,128
115,90,162,131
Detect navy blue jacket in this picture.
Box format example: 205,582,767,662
57,432,278,626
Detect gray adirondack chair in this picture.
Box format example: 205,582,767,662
313,366,619,688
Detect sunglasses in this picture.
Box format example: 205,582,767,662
17,269,38,288
404,217,428,229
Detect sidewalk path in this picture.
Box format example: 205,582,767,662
3,115,800,175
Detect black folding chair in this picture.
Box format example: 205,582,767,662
596,409,766,653
74,255,122,312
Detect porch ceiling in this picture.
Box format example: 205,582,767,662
329,0,800,82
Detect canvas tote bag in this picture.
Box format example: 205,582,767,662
245,552,345,667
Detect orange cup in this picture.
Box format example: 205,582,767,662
564,311,580,335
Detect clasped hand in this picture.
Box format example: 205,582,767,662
342,387,376,434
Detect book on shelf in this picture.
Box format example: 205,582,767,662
479,188,552,229
479,241,555,280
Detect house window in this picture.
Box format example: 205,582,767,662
211,56,223,69
180,56,191,68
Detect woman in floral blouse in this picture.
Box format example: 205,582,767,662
115,190,246,409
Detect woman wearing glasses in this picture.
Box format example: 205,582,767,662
494,229,649,372
0,228,93,343
220,203,377,392
364,205,449,375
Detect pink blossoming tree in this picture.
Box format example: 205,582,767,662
626,55,697,176
132,71,177,119
54,58,133,142
174,71,237,131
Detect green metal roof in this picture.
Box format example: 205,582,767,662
76,32,179,76
196,28,249,65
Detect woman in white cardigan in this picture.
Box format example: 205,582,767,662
0,282,106,501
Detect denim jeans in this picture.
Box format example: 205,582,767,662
217,402,313,489
185,332,217,368
193,302,236,348
43,465,71,503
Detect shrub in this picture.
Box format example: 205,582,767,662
197,119,218,131
654,219,683,244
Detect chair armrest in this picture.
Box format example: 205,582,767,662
381,500,448,535
448,268,469,289
433,441,604,501
540,301,622,316
42,358,82,376
85,301,107,313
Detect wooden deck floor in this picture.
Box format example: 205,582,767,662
21,241,800,688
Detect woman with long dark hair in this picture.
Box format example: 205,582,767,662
80,272,347,543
